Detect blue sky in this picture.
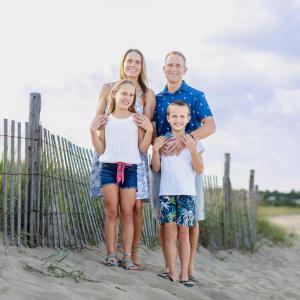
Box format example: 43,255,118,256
0,0,299,191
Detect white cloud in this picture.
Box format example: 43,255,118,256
274,89,300,115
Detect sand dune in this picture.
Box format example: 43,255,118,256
269,214,300,236
1,232,300,300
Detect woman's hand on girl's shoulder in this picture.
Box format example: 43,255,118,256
133,113,153,132
90,114,109,133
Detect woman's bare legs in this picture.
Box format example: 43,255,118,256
132,200,144,265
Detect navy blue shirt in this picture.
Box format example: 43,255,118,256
154,81,213,136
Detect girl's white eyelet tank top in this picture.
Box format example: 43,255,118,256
99,114,142,164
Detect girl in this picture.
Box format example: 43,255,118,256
90,49,155,266
90,79,153,270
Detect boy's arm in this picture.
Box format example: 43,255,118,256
151,136,168,172
182,134,204,174
191,151,204,174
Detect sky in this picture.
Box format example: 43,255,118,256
0,0,299,192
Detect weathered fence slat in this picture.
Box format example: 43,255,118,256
17,122,22,246
48,132,64,249
35,126,43,246
41,129,46,247
24,123,29,246
28,93,41,247
3,119,8,245
10,120,15,245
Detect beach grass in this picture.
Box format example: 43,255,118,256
258,206,300,218
256,217,295,246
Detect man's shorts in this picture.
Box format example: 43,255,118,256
159,195,196,227
151,172,205,221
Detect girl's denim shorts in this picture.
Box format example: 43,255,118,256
100,163,137,189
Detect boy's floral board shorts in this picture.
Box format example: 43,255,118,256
159,195,196,227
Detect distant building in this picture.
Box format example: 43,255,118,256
292,199,300,205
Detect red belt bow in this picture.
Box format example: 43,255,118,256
116,162,132,184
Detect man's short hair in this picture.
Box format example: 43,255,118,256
167,100,190,115
165,51,186,66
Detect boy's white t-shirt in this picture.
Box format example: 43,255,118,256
159,141,204,196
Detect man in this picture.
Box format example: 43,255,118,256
152,51,216,283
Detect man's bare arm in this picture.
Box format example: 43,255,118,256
190,116,216,141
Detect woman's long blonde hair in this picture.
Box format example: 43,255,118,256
119,49,149,94
106,79,136,115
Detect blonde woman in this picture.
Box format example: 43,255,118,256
90,49,155,266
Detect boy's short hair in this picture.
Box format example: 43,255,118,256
167,100,190,115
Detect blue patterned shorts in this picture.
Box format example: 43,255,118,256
159,195,196,227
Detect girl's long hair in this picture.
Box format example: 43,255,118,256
106,79,136,115
119,49,149,94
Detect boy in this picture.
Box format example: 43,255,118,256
151,100,204,287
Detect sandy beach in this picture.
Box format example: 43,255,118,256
1,216,300,300
269,214,300,236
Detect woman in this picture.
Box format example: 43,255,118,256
91,49,155,266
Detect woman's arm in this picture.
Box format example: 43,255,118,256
96,83,111,115
143,89,156,121
90,115,106,154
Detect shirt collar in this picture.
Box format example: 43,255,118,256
162,80,189,95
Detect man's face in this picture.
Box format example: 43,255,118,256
163,54,187,84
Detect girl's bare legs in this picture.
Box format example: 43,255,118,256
164,222,178,280
119,188,136,255
132,200,144,265
178,225,190,281
102,184,119,256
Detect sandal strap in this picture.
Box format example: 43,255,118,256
106,253,117,259
122,257,137,270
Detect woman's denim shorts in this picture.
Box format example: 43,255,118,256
100,163,137,189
